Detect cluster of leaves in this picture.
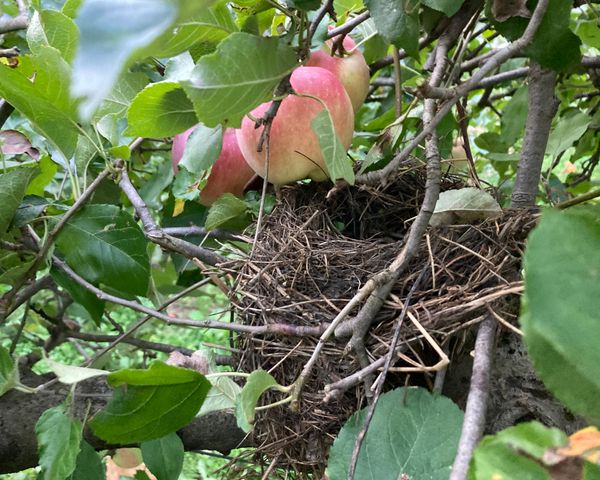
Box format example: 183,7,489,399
0,0,599,478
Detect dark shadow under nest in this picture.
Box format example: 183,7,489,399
232,169,537,475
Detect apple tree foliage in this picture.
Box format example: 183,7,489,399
0,0,598,478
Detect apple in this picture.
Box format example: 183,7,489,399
306,32,370,113
236,66,354,185
172,127,256,206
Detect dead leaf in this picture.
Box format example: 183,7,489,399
167,350,210,374
0,130,40,159
556,426,600,463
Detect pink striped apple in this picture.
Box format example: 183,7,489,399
236,66,354,185
306,32,370,113
172,127,255,206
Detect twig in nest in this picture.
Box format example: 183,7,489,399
325,304,454,401
347,268,426,480
449,315,496,480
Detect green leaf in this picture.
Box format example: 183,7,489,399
205,193,248,231
0,167,36,238
140,432,184,480
0,249,35,285
139,160,175,210
90,361,211,444
62,0,83,18
235,369,278,432
68,440,105,480
421,0,464,16
575,19,600,49
585,462,600,480
311,109,355,184
27,9,79,63
328,387,464,480
54,204,150,297
500,85,528,146
153,2,238,58
93,72,149,120
172,167,201,202
31,45,77,117
0,346,18,397
199,375,242,416
183,32,298,128
468,422,567,480
51,265,105,324
180,124,223,175
126,82,197,138
430,188,502,227
286,0,321,11
521,206,600,424
44,356,108,384
546,110,591,159
36,405,82,480
365,0,420,57
164,52,196,82
0,64,79,158
27,155,59,197
475,132,508,153
72,0,179,119
489,0,581,71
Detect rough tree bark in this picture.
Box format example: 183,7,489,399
0,372,250,474
511,62,559,208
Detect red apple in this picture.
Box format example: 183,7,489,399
236,66,354,185
172,127,255,206
306,32,370,113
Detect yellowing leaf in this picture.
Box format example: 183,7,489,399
556,426,600,463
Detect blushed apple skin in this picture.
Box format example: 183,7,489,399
236,66,354,185
306,33,370,113
172,127,255,206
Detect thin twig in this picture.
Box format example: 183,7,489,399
0,12,28,34
0,170,110,322
556,187,600,209
51,256,321,337
308,0,335,43
347,269,426,480
118,168,226,266
67,331,232,365
162,226,250,243
0,47,20,58
326,11,370,38
449,315,497,480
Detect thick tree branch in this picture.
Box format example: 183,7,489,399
449,316,497,480
357,0,551,186
511,63,558,208
0,373,250,474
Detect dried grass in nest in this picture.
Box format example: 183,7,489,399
232,169,537,474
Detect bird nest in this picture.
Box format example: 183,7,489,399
232,169,536,475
